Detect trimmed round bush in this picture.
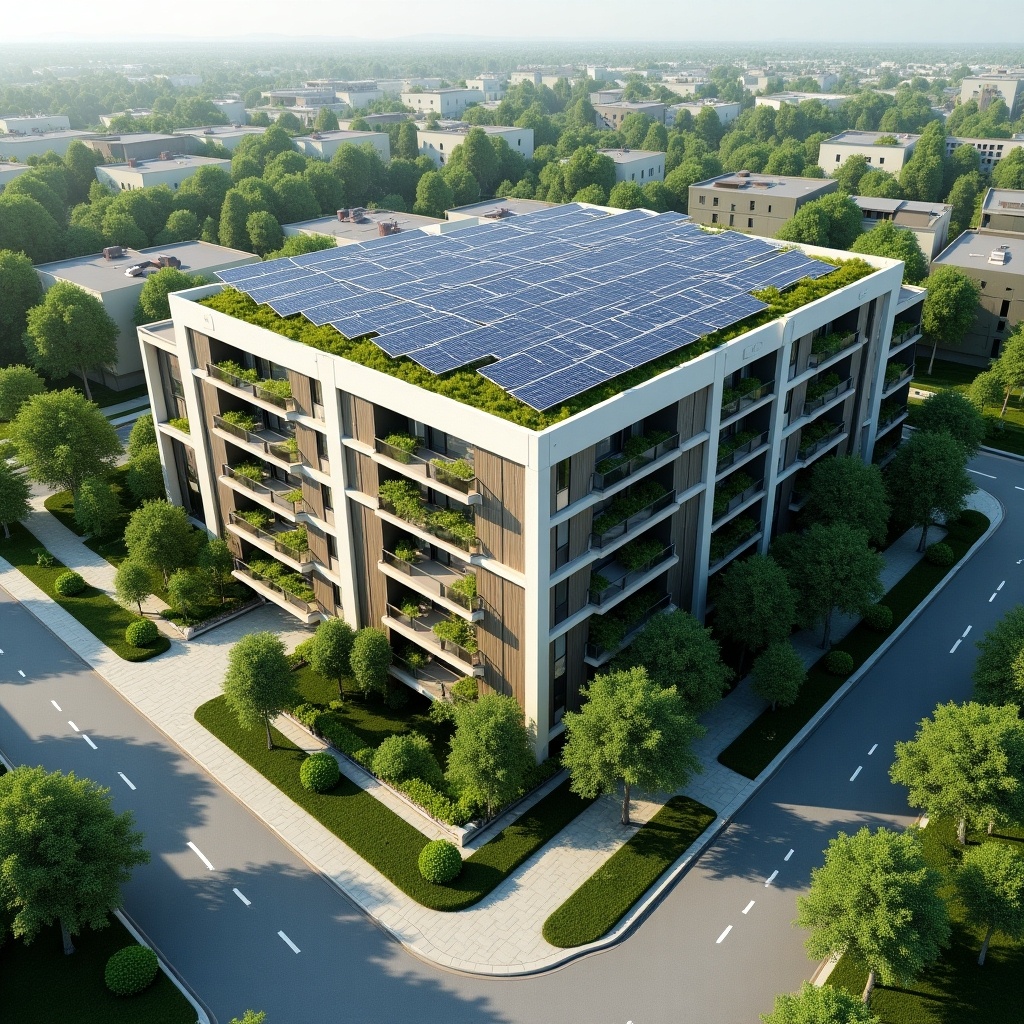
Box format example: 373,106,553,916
372,732,445,789
125,619,159,648
104,944,159,996
299,751,340,793
925,541,955,567
54,570,86,596
418,839,463,884
862,603,893,633
824,649,855,676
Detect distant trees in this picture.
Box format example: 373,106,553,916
133,267,210,324
913,389,987,458
849,221,927,284
972,605,1024,707
0,251,42,368
776,193,863,250
955,842,1024,965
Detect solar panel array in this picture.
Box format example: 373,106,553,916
216,204,835,411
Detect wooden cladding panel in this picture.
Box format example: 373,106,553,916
286,369,313,417
300,478,325,520
473,448,525,574
476,569,525,707
678,388,710,441
341,394,376,446
345,449,378,499
668,494,701,612
564,621,588,713
568,447,595,504
500,460,525,574
348,505,386,629
312,575,336,617
673,444,705,494
294,423,319,470
306,522,329,565
189,330,212,371
567,507,593,561
566,564,591,618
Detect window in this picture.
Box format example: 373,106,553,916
698,195,706,205
730,203,736,212
553,458,570,512
767,204,772,213
321,484,333,510
641,169,644,179
748,217,754,228
711,212,719,224
729,214,735,226
327,534,337,559
749,200,756,211
631,172,635,180
879,157,885,165
712,196,719,207
552,634,567,720
835,154,841,162
553,520,569,569
998,320,1007,332
1000,299,1011,317
981,281,987,289
552,580,568,626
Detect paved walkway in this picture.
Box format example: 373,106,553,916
0,488,1001,976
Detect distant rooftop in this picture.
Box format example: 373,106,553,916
982,187,1024,217
853,195,952,225
932,229,1024,273
174,125,267,138
695,172,835,199
599,148,664,164
0,129,93,141
103,154,231,174
418,123,523,137
825,130,920,147
286,209,446,244
91,132,179,145
294,129,378,143
594,100,665,109
445,198,557,221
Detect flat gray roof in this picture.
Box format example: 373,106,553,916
174,125,267,138
825,130,920,147
932,230,1024,274
36,240,257,294
598,148,664,163
445,197,557,219
103,155,231,174
295,129,377,143
0,129,93,140
92,132,179,144
288,209,445,242
854,195,952,217
982,187,1024,217
694,172,836,199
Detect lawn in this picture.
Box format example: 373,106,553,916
195,695,592,911
718,510,989,780
542,795,716,948
911,357,981,394
45,376,150,410
0,917,194,1024
826,817,1024,1023
0,522,168,662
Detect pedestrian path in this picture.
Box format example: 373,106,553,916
0,488,1000,976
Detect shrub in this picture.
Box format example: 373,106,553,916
290,702,323,732
317,715,365,757
104,944,159,996
299,751,341,792
451,676,479,702
385,685,409,710
383,432,420,463
125,619,158,647
862,603,893,632
418,839,463,884
54,570,86,596
400,777,473,826
824,649,855,676
32,547,55,567
925,541,955,567
432,457,475,483
372,732,445,789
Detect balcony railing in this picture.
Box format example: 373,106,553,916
381,550,482,611
385,603,482,669
793,377,853,423
877,406,908,433
709,528,761,571
589,544,675,607
591,432,680,491
374,437,477,496
797,423,844,463
890,322,922,349
221,464,304,514
713,480,764,523
807,331,859,368
590,490,675,549
207,363,296,411
391,653,462,697
228,511,313,564
233,558,317,614
585,593,671,662
213,415,301,465
377,495,481,553
883,364,914,394
717,430,768,473
720,382,773,420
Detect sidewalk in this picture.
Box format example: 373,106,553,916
0,489,1001,976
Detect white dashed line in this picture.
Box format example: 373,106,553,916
765,870,778,886
187,842,214,871
950,639,962,654
50,700,61,711
969,469,996,479
990,593,998,603
784,849,794,861
868,743,878,756
233,888,251,906
742,900,755,915
68,721,79,732
716,925,733,944
962,625,972,638
1016,486,1024,492
278,931,300,953
998,580,1006,591
83,735,97,750
17,670,25,678
118,772,136,791
850,766,863,782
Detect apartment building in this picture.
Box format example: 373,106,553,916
0,129,97,160
466,76,506,102
303,81,383,108
755,93,848,111
594,101,666,130
945,134,1024,172
960,73,1024,116
293,129,390,163
85,133,201,163
598,149,665,184
417,124,534,167
138,204,913,758
853,196,952,260
212,98,246,124
668,101,741,125
95,154,233,193
688,172,837,234
980,187,1024,234
0,114,71,133
817,130,920,174
174,125,268,152
401,89,484,118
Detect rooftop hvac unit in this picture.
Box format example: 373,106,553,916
126,157,137,168
102,246,125,260
203,128,214,135
159,151,171,160
350,207,368,223
377,220,400,236
156,254,182,269
337,208,350,221
736,169,751,177
989,247,1011,264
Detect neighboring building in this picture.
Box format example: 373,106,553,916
401,89,484,118
0,113,71,133
248,104,347,128
688,172,837,234
374,79,444,95
0,162,31,188
282,209,449,246
139,204,912,759
339,112,413,129
945,134,1024,172
174,125,268,152
445,197,557,222
599,149,665,183
590,89,625,105
980,187,1024,234
95,154,233,193
853,195,952,260
586,66,611,80
466,76,506,102
37,240,257,390
594,101,666,130
960,73,1024,116
212,98,246,124
510,71,543,86
262,88,337,108
304,80,385,108
99,110,154,128
293,129,390,163
84,133,200,162
0,129,97,160
661,77,707,97
755,92,848,111
817,130,920,174
668,100,741,125
510,69,575,87
417,124,534,167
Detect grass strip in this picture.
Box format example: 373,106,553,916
542,795,716,948
718,509,989,779
827,817,1024,1023
196,695,592,911
0,522,169,662
0,917,194,1024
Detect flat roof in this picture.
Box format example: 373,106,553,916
932,230,1024,273
694,173,835,199
217,204,836,413
91,132,179,144
174,125,267,138
594,100,665,109
598,148,664,163
824,130,920,148
294,130,378,143
102,155,231,174
446,198,557,219
982,187,1024,217
854,196,952,222
0,129,93,141
288,210,446,242
419,124,523,137
761,92,848,101
401,87,480,95
36,240,257,294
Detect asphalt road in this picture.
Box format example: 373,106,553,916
0,447,1020,1024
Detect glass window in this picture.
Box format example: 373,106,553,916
552,580,568,626
698,194,705,205
553,458,570,511
553,520,569,569
321,484,333,510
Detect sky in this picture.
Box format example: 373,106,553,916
2,0,1023,44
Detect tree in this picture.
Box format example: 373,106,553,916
921,265,981,374
413,171,454,218
561,666,705,826
0,251,41,367
313,107,339,132
73,475,121,537
229,1013,266,1024
166,568,213,620
0,765,149,955
266,233,336,259
24,283,118,401
773,524,884,648
306,617,356,698
913,388,987,457
222,632,297,750
804,455,890,547
856,169,905,200
114,558,154,615
715,554,798,670
133,267,209,325
613,609,732,716
776,193,863,249
968,367,1006,416
992,147,1024,190
446,693,535,817
796,826,949,1004
441,165,480,208
992,326,1024,417
832,154,870,193
126,412,156,459
849,221,927,284
396,121,420,161
349,627,391,695
886,431,974,551
271,175,319,225
123,500,199,584
973,605,1024,707
174,166,232,223
0,365,44,421
945,172,982,240
0,194,63,264
245,210,283,257
159,208,202,244
11,389,121,497
608,181,646,210
761,983,881,1024
219,190,254,251
560,145,616,198
0,460,30,539
891,701,1024,845
751,642,806,711
448,127,500,194
694,106,725,149
956,842,1024,965
303,161,346,215
197,538,234,602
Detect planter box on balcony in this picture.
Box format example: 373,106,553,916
591,432,680,491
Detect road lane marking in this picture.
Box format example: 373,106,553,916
962,625,972,638
784,849,794,861
742,900,755,914
278,931,300,953
715,925,732,944
850,766,863,781
83,735,97,750
187,842,214,871
68,721,79,732
868,743,878,756
998,580,1006,591
969,469,997,479
51,700,61,711
990,593,998,603
950,639,962,653
118,773,136,791
1016,486,1024,492
17,670,25,677
233,888,251,906
765,870,778,886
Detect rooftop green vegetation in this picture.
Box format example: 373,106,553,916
200,257,875,431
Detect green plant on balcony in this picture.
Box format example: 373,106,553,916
399,597,424,619
231,461,266,482
276,526,308,552
595,451,627,474
590,572,612,594
448,571,477,603
220,409,260,431
432,615,477,655
591,480,667,536
378,479,427,526
431,456,475,484
587,613,626,653
713,472,754,518
394,537,422,564
425,507,476,544
884,361,908,386
878,399,905,425
168,417,190,432
810,329,852,357
717,430,756,464
798,419,839,455
383,432,421,463
217,359,259,383
245,557,315,602
235,508,272,530
256,377,292,399
709,516,758,564
618,588,664,629
283,488,304,504
722,376,763,409
804,372,842,404
276,436,299,455
404,646,429,670
618,536,666,572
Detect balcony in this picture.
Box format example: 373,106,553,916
712,478,763,524
882,363,914,397
377,486,481,554
590,488,675,549
220,464,305,517
876,404,908,434
720,381,773,422
717,430,768,474
807,331,859,369
206,362,296,412
709,519,761,573
373,436,480,503
795,422,844,465
227,511,313,571
389,654,463,702
232,558,319,623
213,414,302,466
790,376,853,425
589,543,676,609
379,549,483,620
585,593,671,666
384,604,483,677
592,431,680,492
889,322,923,355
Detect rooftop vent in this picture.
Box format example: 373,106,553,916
377,219,401,236
483,207,513,219
126,157,137,168
736,169,751,177
102,246,125,260
159,151,172,160
989,247,1011,265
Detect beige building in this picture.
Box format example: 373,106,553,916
599,149,665,184
960,73,1024,116
755,93,848,111
818,130,920,175
0,162,31,188
174,125,268,152
417,124,534,167
401,89,484,118
293,129,390,163
444,197,557,222
980,187,1024,234
0,129,97,160
95,154,233,193
594,101,666,130
0,114,71,133
466,76,506,102
945,134,1024,173
668,100,741,125
853,196,952,261
85,133,200,163
688,172,836,234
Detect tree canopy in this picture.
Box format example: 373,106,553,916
0,459,30,539
761,983,881,1024
849,220,927,284
306,617,355,698
803,455,890,546
973,604,1024,707
913,388,987,458
222,631,297,750
776,193,863,249
713,554,797,668
123,499,200,584
133,267,210,324
922,266,981,374
0,251,42,367
955,842,1024,966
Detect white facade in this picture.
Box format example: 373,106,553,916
466,76,506,102
0,162,31,188
99,110,154,128
599,149,665,183
853,196,952,261
945,134,1024,172
293,130,390,163
402,89,484,117
417,125,534,167
0,129,94,160
960,74,1024,115
95,155,233,192
0,114,71,133
668,100,741,125
212,98,246,124
755,93,848,111
174,125,268,152
818,131,920,174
